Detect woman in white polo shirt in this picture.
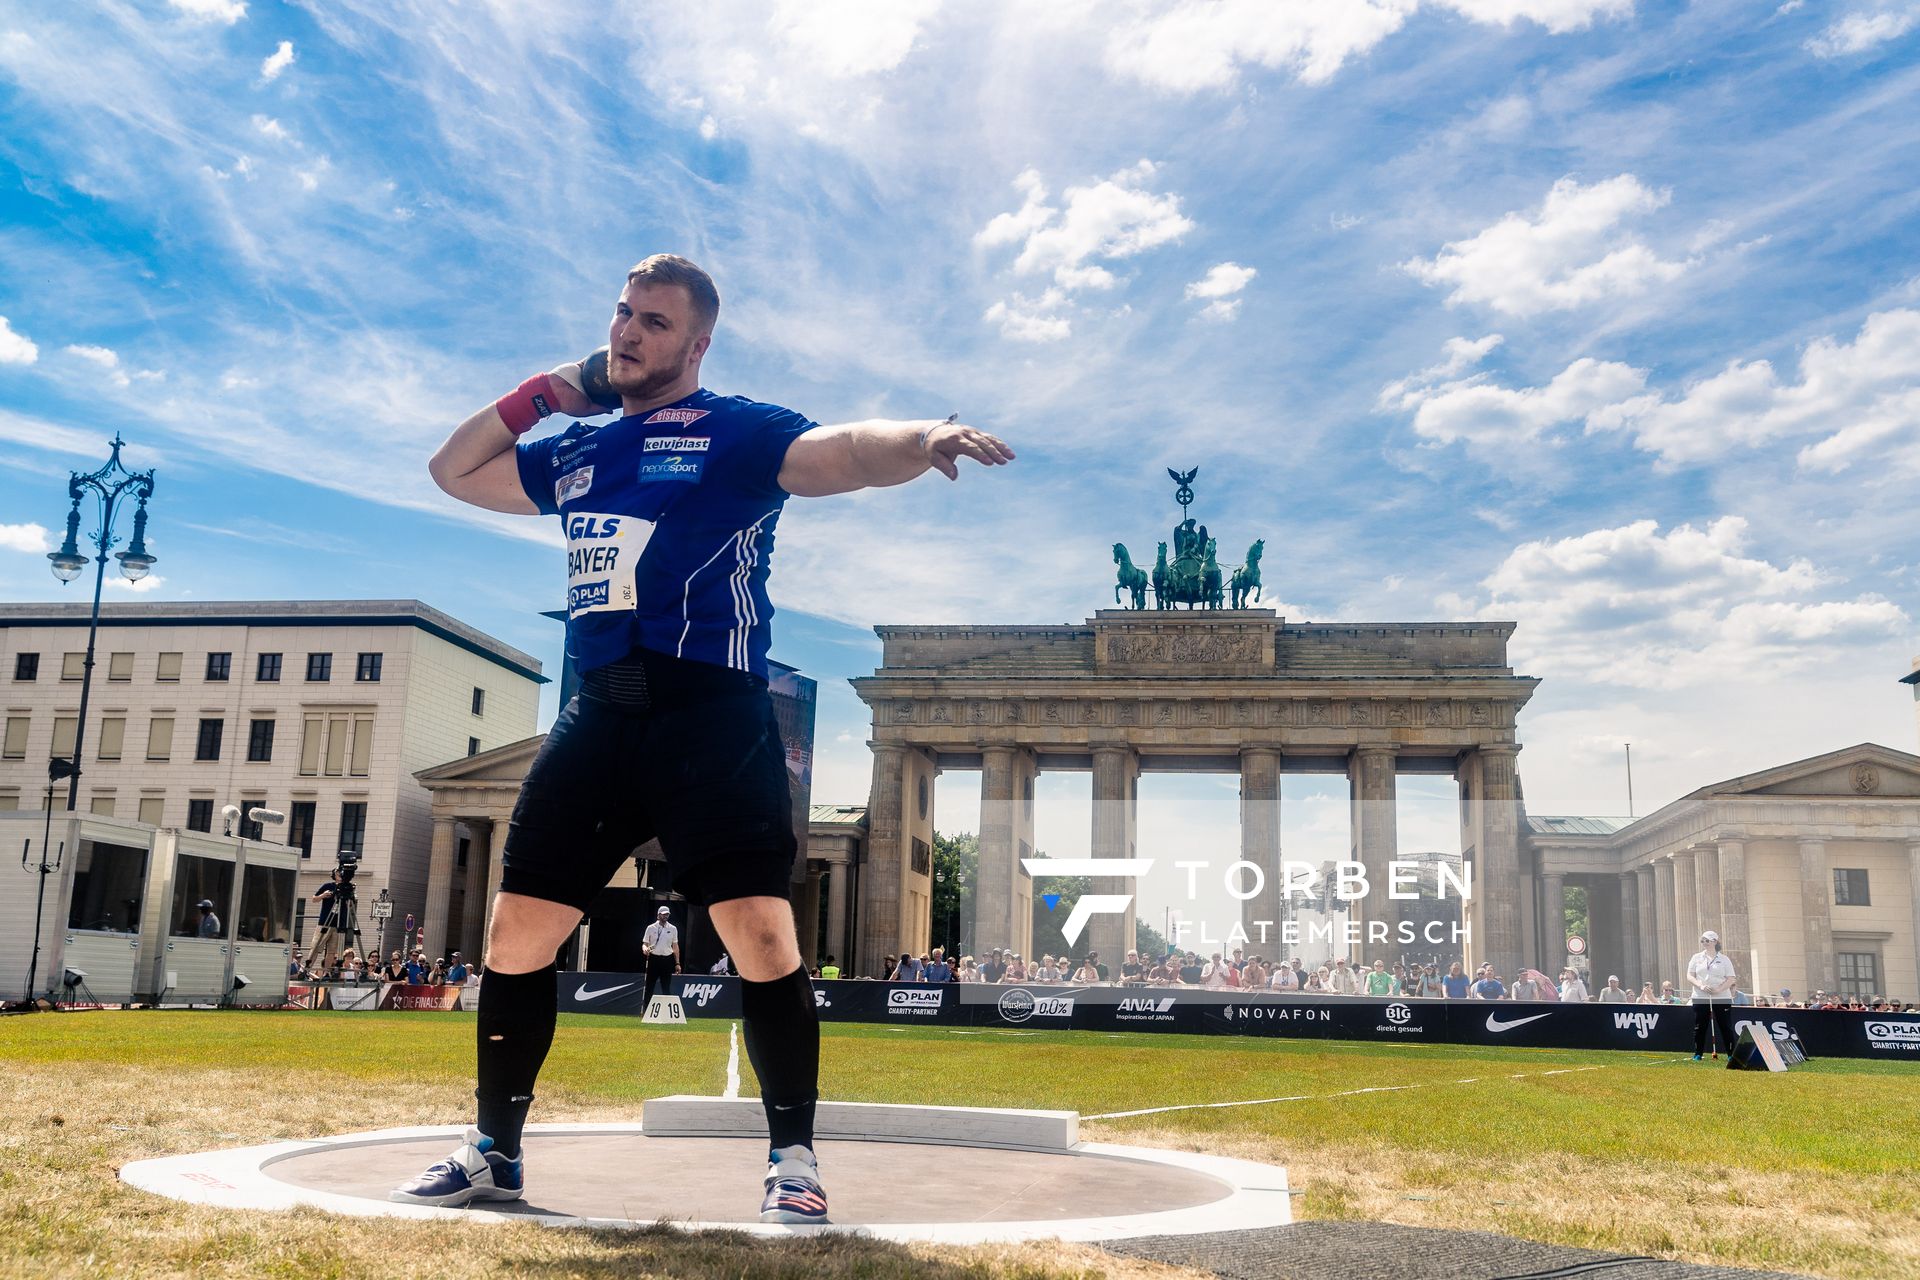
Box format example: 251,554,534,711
1686,929,1738,1060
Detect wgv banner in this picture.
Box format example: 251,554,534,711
549,973,1920,1060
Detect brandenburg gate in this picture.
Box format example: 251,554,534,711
849,610,1539,977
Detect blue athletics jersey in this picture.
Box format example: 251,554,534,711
514,388,816,678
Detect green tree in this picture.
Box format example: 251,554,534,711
1134,918,1169,960
1565,884,1589,950
930,831,978,955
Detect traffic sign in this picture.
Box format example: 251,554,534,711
369,900,393,919
1566,934,1587,955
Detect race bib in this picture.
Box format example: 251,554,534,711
565,512,653,617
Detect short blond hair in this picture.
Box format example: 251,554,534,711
627,254,719,335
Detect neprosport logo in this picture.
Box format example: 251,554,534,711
1615,1010,1661,1039
887,988,945,1015
680,981,724,1009
638,454,705,482
996,988,1073,1023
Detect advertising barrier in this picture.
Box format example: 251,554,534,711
549,973,1920,1060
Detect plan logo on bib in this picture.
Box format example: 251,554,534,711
565,512,653,618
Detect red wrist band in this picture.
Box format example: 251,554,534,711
495,373,557,436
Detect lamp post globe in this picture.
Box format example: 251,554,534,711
47,549,87,582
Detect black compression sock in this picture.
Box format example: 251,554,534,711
475,963,557,1160
741,964,820,1152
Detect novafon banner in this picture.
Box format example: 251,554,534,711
547,973,1920,1060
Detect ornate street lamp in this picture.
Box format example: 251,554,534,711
46,434,158,810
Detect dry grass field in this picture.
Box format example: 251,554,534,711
2,1010,1915,1279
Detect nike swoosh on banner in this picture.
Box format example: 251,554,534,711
1485,1011,1554,1032
573,982,635,1001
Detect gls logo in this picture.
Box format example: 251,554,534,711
1020,857,1156,945
1733,1017,1792,1042
567,515,622,540
1615,1010,1661,1039
680,982,724,1009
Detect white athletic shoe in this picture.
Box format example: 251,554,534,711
760,1144,829,1223
389,1127,525,1207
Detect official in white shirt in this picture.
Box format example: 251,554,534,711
641,905,681,1011
1686,929,1738,1060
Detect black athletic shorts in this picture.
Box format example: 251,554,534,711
499,648,797,911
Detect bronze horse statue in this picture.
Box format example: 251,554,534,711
1113,543,1149,610
1230,539,1264,609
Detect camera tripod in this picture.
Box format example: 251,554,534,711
303,881,364,978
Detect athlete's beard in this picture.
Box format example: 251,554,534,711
610,338,697,400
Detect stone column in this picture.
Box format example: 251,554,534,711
1671,849,1698,986
1717,836,1752,991
1618,874,1641,990
857,743,909,978
483,815,511,953
421,815,458,961
1908,841,1920,1002
1089,744,1139,963
825,860,849,970
1539,871,1567,973
1239,746,1283,949
800,867,823,966
1799,838,1835,996
1634,865,1658,990
1693,844,1722,947
1477,746,1524,981
1652,857,1675,991
1350,745,1400,967
460,820,489,959
977,745,1022,958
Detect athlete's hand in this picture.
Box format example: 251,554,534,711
545,353,618,417
922,415,1015,480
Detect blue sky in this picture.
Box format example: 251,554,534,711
3,0,1919,930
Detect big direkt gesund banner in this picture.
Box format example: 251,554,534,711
549,973,1920,1060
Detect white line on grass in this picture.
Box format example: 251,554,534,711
1083,1065,1603,1119
724,1022,740,1098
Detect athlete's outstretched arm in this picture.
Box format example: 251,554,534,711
428,356,613,513
777,418,1015,498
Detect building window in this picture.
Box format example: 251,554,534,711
52,716,77,760
146,716,174,761
306,653,332,682
90,794,115,817
356,652,383,682
62,652,85,680
169,854,232,938
288,801,316,859
467,736,480,757
3,717,26,760
239,801,267,841
97,716,126,761
156,652,182,682
206,652,232,682
138,796,165,826
338,801,367,855
257,652,282,682
294,899,307,946
195,718,224,762
301,712,374,777
247,718,275,763
1836,951,1879,999
13,653,38,681
457,836,470,869
186,798,214,833
108,652,134,681
911,836,931,876
1833,869,1870,906
471,687,486,716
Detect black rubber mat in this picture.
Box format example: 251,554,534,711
1104,1221,1806,1280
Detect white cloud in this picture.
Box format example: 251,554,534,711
0,315,39,364
1454,517,1907,689
167,0,246,23
64,343,130,387
976,161,1192,339
251,114,288,141
771,0,941,77
1807,4,1920,57
1404,175,1689,316
105,573,166,593
1104,0,1630,93
1598,309,1920,469
1185,261,1257,300
260,40,294,80
983,291,1072,343
1382,335,1647,450
0,523,49,553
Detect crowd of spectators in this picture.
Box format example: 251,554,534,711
859,946,1915,1011
291,945,477,987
